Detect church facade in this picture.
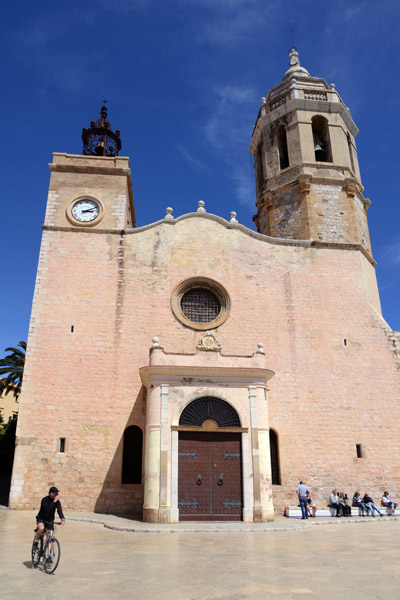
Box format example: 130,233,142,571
10,51,400,521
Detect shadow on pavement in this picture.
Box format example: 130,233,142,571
0,474,11,506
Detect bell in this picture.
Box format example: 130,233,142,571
314,143,326,161
95,139,105,156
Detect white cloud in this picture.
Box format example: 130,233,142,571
177,143,208,171
382,240,400,264
190,0,282,47
203,84,257,208
342,1,368,22
231,164,256,208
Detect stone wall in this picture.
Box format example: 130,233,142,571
311,183,350,242
10,214,400,516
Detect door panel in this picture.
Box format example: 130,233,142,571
178,432,211,520
178,431,242,521
211,433,242,520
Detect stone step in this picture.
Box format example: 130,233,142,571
285,506,394,517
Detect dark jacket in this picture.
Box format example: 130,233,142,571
36,496,65,522
363,495,373,504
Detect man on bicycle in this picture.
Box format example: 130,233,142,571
33,486,65,549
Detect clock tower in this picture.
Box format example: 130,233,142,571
45,105,135,232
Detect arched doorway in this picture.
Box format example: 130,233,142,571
178,397,243,521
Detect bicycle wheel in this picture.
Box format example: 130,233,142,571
43,537,61,574
31,538,41,567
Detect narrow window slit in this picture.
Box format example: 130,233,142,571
356,444,363,458
59,438,66,453
71,325,74,333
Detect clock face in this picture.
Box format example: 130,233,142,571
71,199,100,222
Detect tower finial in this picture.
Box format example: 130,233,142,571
288,20,300,69
81,103,121,157
290,19,296,51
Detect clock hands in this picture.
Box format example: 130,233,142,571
81,207,97,213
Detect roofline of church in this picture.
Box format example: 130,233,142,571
42,211,376,266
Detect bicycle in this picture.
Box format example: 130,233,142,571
31,522,61,574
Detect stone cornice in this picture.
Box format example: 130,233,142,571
139,365,273,388
256,166,364,199
42,210,376,266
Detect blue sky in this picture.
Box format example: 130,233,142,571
1,0,399,353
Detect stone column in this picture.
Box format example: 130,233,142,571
249,385,274,521
241,432,253,522
158,384,170,523
143,385,161,522
258,387,274,520
170,430,179,523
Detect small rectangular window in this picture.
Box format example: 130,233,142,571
356,443,363,458
343,338,347,346
59,438,66,453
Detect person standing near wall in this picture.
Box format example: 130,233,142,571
296,481,310,519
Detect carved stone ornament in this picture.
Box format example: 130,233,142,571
298,175,312,196
262,191,274,208
202,419,219,431
289,49,300,67
197,331,222,352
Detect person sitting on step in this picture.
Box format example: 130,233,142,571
362,492,383,517
338,492,352,517
306,492,317,518
381,491,397,516
329,490,341,517
352,491,368,516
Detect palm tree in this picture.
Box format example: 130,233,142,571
0,341,26,399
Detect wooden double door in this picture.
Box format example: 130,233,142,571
178,431,243,521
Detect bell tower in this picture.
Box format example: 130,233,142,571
251,48,372,258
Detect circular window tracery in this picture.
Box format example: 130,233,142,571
180,288,221,323
171,277,230,330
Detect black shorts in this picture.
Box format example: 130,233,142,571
36,518,54,530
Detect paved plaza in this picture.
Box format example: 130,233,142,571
0,510,399,600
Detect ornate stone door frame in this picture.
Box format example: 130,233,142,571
139,343,274,523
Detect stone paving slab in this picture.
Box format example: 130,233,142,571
1,510,400,599
65,511,399,533
2,505,397,533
